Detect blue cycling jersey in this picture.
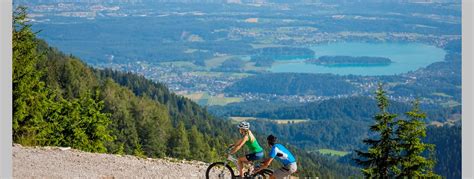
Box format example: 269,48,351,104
269,144,296,166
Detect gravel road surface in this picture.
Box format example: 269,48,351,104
13,144,215,178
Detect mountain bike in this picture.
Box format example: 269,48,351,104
205,145,273,179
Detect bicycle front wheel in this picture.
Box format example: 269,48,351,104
206,162,235,179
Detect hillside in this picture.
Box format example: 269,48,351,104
224,73,356,96
33,39,236,161
13,144,211,178
210,97,459,122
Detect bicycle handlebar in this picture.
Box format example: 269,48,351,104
225,144,234,154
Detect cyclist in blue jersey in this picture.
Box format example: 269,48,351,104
254,135,297,179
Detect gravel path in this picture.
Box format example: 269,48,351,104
13,144,214,178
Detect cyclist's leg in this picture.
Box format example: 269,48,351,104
272,167,291,179
245,152,265,175
237,156,249,177
272,163,297,179
239,152,261,176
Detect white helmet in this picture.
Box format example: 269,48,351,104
238,121,250,130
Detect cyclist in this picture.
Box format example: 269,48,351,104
229,121,264,177
254,135,297,179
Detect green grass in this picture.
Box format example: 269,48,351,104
242,61,268,71
273,119,310,124
206,96,242,106
183,92,242,106
181,93,204,101
229,117,257,124
229,116,309,124
205,56,231,68
205,55,269,73
317,149,349,157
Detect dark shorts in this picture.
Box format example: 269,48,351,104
245,151,264,161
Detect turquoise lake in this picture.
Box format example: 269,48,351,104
269,42,446,76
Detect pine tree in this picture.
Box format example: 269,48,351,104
168,121,190,159
12,6,52,145
355,83,399,178
12,7,113,151
188,126,210,161
395,100,438,178
100,79,140,154
47,92,112,152
133,97,171,158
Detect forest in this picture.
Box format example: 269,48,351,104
210,97,460,122
224,73,356,96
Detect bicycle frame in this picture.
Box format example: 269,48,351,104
224,146,241,173
224,154,240,173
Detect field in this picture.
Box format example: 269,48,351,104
317,149,349,157
205,56,231,68
273,119,310,124
182,93,242,106
229,116,309,124
229,117,257,124
181,93,204,101
242,61,267,71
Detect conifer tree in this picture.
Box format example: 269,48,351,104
12,6,51,145
133,97,171,158
168,121,190,159
44,92,112,152
395,100,438,178
188,126,210,161
355,84,399,178
12,7,113,151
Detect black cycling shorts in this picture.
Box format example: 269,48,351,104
245,151,264,161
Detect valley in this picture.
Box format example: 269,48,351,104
12,0,463,178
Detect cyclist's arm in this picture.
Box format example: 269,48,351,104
255,158,274,173
230,134,248,154
255,146,276,173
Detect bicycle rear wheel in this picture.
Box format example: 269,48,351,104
206,162,235,179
